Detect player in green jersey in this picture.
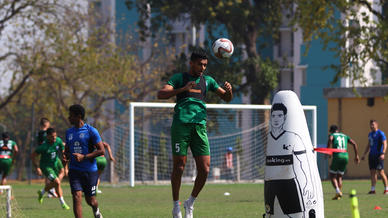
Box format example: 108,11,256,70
32,128,70,209
37,118,50,145
158,48,233,218
0,132,18,186
96,142,115,194
327,125,360,200
36,117,63,198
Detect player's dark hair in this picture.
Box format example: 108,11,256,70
39,117,50,126
271,103,287,115
190,47,208,61
370,119,377,124
69,104,85,120
46,127,56,135
329,125,338,133
1,132,9,139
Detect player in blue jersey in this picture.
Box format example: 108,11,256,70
361,120,388,194
64,104,105,218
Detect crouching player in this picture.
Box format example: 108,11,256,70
32,127,70,209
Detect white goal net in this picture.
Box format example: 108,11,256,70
103,102,316,187
0,185,25,218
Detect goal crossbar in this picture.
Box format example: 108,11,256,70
129,102,317,187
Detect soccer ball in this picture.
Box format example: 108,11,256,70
212,38,234,59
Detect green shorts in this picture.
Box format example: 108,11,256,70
41,166,59,181
96,156,107,171
55,158,64,170
171,121,210,156
41,159,63,181
330,156,349,175
0,159,12,176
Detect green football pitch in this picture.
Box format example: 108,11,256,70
4,180,388,217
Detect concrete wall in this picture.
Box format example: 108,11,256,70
325,86,388,178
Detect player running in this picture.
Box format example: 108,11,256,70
327,125,360,200
157,48,233,218
0,132,18,186
37,118,51,145
65,104,105,218
32,127,70,209
96,142,115,194
36,117,63,198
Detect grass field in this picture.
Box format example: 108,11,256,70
3,180,388,217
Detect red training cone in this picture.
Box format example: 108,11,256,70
374,206,382,210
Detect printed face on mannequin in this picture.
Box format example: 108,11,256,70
271,110,286,129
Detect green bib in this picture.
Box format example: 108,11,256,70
331,132,350,158
0,140,16,159
35,138,64,167
167,73,220,124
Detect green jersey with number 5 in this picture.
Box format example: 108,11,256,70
330,132,350,159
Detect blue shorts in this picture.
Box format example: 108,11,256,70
68,169,98,196
369,155,384,170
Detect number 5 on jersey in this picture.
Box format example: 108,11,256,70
175,143,180,153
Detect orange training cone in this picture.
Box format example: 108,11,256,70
374,206,382,210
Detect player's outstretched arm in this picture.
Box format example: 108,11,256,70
157,82,196,99
349,139,360,164
326,136,334,158
327,135,333,148
31,152,42,176
361,141,370,160
103,142,116,162
63,144,70,162
216,81,233,102
12,144,18,164
380,140,387,161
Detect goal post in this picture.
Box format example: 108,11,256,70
128,102,317,187
0,185,12,218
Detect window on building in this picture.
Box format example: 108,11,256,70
302,68,307,86
278,31,293,58
279,70,293,90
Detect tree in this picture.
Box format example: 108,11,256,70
2,1,171,128
292,0,388,85
0,0,65,109
126,0,284,104
0,1,175,179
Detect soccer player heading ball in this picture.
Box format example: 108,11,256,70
157,47,233,218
